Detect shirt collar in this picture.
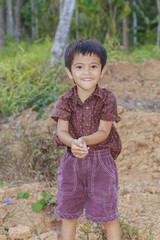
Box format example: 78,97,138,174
92,84,103,98
63,84,103,101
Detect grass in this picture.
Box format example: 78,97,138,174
79,219,155,240
104,38,160,63
0,37,66,117
0,38,160,117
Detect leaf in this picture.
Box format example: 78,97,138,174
23,192,30,199
120,5,131,20
117,0,125,7
17,191,24,198
42,114,49,120
49,196,57,204
108,0,114,3
0,181,5,188
44,193,52,201
32,202,44,213
39,199,46,208
8,207,18,218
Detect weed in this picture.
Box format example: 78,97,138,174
17,191,30,199
79,219,155,240
80,222,93,240
0,181,5,188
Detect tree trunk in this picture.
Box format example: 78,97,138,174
59,0,64,18
123,1,129,54
157,0,160,47
31,0,39,40
75,4,79,39
14,0,21,42
132,0,137,45
51,0,76,64
0,0,5,47
6,0,14,36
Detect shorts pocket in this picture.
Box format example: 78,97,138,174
57,153,77,195
91,153,117,200
103,189,118,215
99,157,115,179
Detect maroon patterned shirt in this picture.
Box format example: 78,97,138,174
51,84,121,159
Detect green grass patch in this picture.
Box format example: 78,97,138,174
0,38,65,116
104,38,160,62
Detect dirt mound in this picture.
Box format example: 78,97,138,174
0,60,160,239
102,59,160,98
117,108,160,176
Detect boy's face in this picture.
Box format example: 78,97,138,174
65,53,106,94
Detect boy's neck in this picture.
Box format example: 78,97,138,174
76,85,97,103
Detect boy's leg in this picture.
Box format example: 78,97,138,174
61,218,78,240
103,219,121,240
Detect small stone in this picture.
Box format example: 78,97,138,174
89,233,98,240
0,236,7,240
8,225,31,239
39,231,58,240
118,106,124,114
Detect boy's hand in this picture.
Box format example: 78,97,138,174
71,138,88,158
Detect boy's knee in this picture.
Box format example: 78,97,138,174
62,218,78,226
103,219,119,229
103,220,121,240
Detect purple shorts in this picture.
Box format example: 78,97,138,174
55,148,119,223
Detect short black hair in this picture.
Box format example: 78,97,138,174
65,38,107,72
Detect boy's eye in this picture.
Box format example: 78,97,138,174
92,65,98,68
76,65,82,69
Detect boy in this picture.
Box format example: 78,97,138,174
51,38,122,240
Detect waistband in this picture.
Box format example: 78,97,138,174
67,147,111,157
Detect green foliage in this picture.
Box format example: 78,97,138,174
71,0,106,41
17,189,57,213
104,38,160,62
32,199,46,213
80,222,93,240
1,0,159,46
0,39,65,117
49,196,57,204
0,181,5,188
81,220,154,239
17,191,30,199
21,0,59,38
32,192,57,213
8,207,18,218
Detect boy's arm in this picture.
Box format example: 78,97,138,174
80,120,112,146
57,118,74,147
57,119,88,158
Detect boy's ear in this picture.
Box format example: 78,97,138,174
101,65,107,78
65,67,73,79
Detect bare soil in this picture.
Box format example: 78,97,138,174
0,60,160,239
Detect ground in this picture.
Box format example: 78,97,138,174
0,60,160,239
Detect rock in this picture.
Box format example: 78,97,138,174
39,231,58,240
118,106,124,114
8,225,31,239
0,236,7,240
89,233,98,240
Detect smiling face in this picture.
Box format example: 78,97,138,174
65,53,106,97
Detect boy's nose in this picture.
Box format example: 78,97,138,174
83,67,90,74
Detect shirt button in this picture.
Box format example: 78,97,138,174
86,106,89,109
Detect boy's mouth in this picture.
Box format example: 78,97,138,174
82,78,93,82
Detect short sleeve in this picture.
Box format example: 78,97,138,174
51,96,71,122
101,92,120,123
